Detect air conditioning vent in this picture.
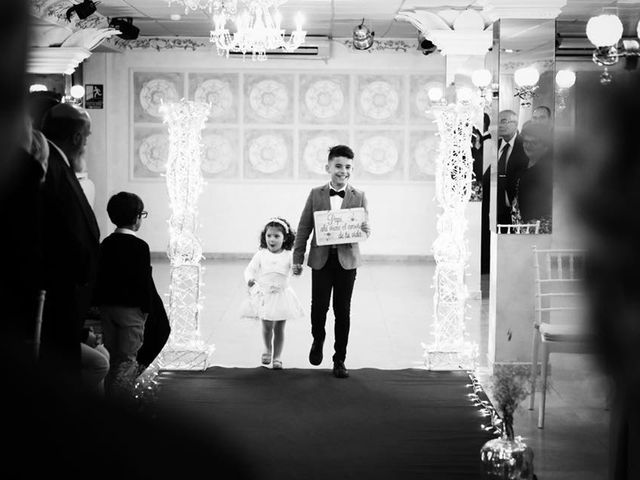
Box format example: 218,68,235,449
227,39,330,60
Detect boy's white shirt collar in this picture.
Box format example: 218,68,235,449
329,182,347,192
114,227,137,236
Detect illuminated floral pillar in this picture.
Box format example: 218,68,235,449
424,102,479,370
160,100,214,370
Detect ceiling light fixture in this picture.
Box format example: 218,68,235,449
209,0,306,61
352,18,375,50
65,0,100,22
555,69,576,112
109,17,140,40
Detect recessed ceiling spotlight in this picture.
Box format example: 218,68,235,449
170,13,181,21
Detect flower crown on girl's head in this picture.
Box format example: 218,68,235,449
268,217,289,234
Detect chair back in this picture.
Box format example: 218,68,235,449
532,247,586,327
497,221,540,234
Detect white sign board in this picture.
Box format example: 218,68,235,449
314,208,367,246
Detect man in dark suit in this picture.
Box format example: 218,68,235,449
39,103,100,385
293,145,370,378
496,109,529,228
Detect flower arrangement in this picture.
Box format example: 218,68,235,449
490,365,531,440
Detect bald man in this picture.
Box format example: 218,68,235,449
497,109,529,227
39,103,100,385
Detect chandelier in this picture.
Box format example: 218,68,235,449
209,0,306,61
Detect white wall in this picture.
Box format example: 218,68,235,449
84,43,463,257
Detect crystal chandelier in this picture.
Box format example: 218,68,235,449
209,0,306,61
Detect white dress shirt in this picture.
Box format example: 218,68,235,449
329,184,346,211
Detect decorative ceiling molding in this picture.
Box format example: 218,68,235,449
477,0,567,21
396,9,492,57
29,0,120,73
112,37,211,51
342,39,418,53
27,46,91,74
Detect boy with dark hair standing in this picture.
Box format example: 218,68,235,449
293,145,370,378
94,191,152,399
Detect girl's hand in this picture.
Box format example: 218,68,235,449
292,264,303,276
248,279,255,287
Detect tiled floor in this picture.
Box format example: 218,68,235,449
152,257,609,479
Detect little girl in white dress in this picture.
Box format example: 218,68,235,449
241,217,304,369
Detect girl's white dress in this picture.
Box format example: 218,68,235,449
240,249,305,321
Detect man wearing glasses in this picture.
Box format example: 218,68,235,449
496,110,529,229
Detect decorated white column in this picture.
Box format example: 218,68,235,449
397,8,491,370
160,100,214,370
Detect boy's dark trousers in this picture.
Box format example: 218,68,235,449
310,250,357,363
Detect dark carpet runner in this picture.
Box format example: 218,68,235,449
156,367,494,480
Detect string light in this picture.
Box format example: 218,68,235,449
423,99,479,370
160,99,215,370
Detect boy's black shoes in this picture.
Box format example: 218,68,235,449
309,341,323,366
333,361,349,378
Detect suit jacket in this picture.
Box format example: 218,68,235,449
497,134,529,224
42,142,100,316
293,183,368,270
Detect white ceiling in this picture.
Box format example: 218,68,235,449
93,0,640,39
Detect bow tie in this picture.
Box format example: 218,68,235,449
330,189,345,198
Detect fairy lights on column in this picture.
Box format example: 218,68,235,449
423,89,479,370
160,99,214,370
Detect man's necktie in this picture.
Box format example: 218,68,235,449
498,143,510,176
330,189,345,198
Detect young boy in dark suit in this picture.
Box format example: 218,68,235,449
293,145,370,378
93,192,152,398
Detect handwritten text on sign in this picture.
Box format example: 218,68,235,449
314,208,367,246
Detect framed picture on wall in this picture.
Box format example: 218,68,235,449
133,71,185,123
188,73,239,124
244,73,294,125
298,129,350,179
409,129,438,181
355,74,405,125
410,74,445,124
299,74,350,125
354,129,405,181
132,126,168,179
243,128,294,179
201,128,240,179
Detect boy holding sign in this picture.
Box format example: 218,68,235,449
293,145,370,378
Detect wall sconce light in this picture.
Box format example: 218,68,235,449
353,18,375,50
586,13,640,84
29,84,48,93
555,69,575,112
513,66,539,108
471,69,493,104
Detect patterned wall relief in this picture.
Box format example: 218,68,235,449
354,130,405,181
355,75,405,125
244,129,293,179
410,74,445,124
201,128,239,179
299,129,350,179
130,70,443,182
299,75,350,124
133,126,169,178
133,72,184,123
244,74,294,125
188,73,239,123
409,129,439,181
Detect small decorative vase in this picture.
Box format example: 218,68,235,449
480,414,535,479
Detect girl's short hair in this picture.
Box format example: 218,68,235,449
259,217,295,250
107,191,144,227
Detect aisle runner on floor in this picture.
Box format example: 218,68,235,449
156,367,494,480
